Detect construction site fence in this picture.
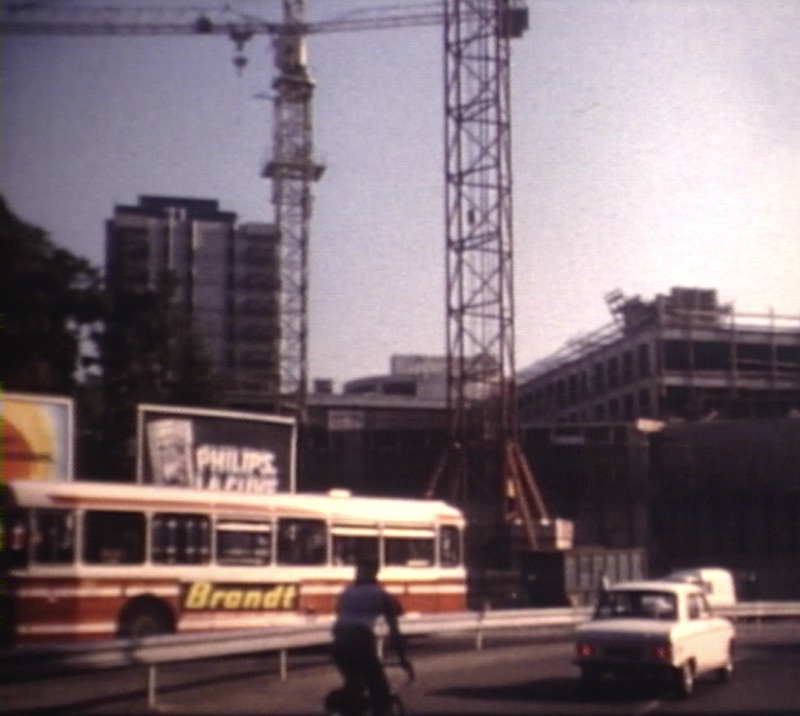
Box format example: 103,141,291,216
3,602,799,709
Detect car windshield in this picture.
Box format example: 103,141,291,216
595,590,677,621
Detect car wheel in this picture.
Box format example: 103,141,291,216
675,661,695,698
716,642,734,683
387,693,408,716
579,666,602,693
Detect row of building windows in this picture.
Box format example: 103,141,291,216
234,351,278,370
236,298,279,315
347,380,418,397
234,323,279,342
521,390,655,424
111,267,278,295
520,343,654,414
664,341,799,372
308,428,443,452
520,338,800,418
112,232,274,261
111,237,277,283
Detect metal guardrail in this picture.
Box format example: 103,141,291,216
716,601,800,620
3,602,799,709
0,608,587,680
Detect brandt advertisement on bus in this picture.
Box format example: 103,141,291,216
136,404,296,493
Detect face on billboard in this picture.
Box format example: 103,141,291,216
140,408,294,493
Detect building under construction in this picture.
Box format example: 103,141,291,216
518,287,800,425
513,287,800,599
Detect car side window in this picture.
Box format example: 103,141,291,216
688,593,709,620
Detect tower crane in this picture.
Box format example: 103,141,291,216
1,0,443,406
2,0,559,556
425,0,565,561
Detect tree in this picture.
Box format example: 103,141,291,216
1,195,105,393
1,195,223,479
98,273,224,477
101,271,223,405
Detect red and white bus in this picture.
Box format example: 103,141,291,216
1,480,466,645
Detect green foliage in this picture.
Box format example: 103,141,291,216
2,195,223,479
1,195,105,393
99,274,224,477
101,275,223,406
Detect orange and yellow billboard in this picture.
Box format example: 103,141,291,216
1,392,74,482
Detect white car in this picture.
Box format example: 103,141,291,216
574,580,735,697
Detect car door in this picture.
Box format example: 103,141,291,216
686,591,727,673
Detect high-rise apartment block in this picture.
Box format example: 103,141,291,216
105,196,280,406
518,287,800,424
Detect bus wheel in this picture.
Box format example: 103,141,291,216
117,598,173,639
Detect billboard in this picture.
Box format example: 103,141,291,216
1,392,74,481
137,404,296,493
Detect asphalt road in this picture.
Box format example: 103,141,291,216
4,622,800,715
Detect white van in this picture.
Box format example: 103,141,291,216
665,567,737,607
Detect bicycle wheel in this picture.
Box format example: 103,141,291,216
387,693,407,716
324,687,367,716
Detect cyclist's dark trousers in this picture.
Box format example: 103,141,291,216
332,624,391,714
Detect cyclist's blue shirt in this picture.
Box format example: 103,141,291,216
334,583,400,632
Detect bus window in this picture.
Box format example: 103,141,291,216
332,534,379,566
216,520,272,566
439,525,461,567
152,513,211,565
33,510,75,564
277,518,326,566
83,511,146,565
1,509,29,569
385,537,434,567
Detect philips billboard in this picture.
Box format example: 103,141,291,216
136,404,296,493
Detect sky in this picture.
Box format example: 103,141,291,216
2,0,799,389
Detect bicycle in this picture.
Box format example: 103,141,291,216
324,662,412,716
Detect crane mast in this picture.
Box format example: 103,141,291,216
263,0,324,405
428,0,554,558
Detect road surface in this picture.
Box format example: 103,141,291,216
4,622,800,715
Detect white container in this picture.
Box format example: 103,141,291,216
665,567,737,607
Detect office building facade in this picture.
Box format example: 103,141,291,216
105,196,280,406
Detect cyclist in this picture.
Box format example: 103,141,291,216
330,558,414,715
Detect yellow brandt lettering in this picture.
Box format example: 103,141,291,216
209,590,227,609
243,590,263,609
261,584,282,609
224,590,243,609
184,582,211,609
183,583,298,610
282,584,299,609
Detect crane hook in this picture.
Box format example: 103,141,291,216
229,27,253,77
233,54,248,75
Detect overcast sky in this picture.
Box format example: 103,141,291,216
3,0,799,388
